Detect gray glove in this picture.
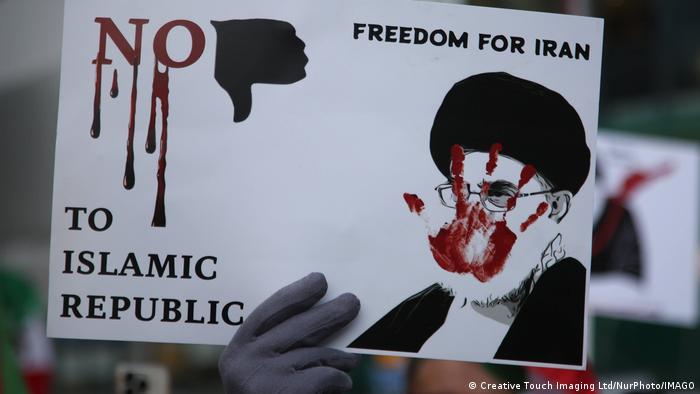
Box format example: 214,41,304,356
219,272,361,394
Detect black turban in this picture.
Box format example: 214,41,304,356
429,72,590,195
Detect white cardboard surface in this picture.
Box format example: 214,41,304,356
49,0,603,368
590,131,699,327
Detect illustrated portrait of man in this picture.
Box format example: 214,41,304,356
591,162,642,278
349,72,591,366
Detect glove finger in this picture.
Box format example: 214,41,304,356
287,366,353,394
277,347,360,372
234,272,327,343
259,293,360,353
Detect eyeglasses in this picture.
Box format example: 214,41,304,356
435,180,553,212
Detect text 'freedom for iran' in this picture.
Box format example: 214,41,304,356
353,23,591,61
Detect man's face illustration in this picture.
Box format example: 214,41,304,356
457,149,554,245
412,144,565,301
409,72,589,304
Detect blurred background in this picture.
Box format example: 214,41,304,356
1,0,699,393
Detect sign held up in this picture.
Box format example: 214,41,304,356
49,0,602,370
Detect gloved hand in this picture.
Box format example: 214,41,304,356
219,272,361,394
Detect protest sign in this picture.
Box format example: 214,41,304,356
49,0,603,368
590,131,698,326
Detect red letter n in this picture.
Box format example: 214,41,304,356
93,18,149,66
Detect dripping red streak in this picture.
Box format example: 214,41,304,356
90,60,106,138
149,62,170,227
517,165,537,189
145,70,158,154
110,69,119,98
123,64,139,190
450,145,467,218
481,181,491,198
507,164,537,210
520,202,549,232
485,143,502,175
403,193,425,214
592,164,672,255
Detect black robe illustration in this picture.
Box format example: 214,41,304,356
349,258,585,366
591,198,642,278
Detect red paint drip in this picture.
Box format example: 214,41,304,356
450,144,467,218
123,64,139,190
480,181,490,198
403,193,425,215
506,164,538,210
520,202,549,232
148,62,170,227
145,71,158,154
592,164,672,255
110,69,119,98
485,142,502,175
517,164,537,189
614,164,672,204
90,62,106,138
424,145,516,282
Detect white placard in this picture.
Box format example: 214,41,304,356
590,131,699,326
49,0,603,369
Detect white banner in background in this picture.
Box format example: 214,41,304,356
590,131,699,327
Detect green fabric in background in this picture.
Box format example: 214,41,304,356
594,316,700,381
2,333,29,394
0,270,38,332
1,268,39,394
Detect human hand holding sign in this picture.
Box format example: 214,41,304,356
219,273,360,394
